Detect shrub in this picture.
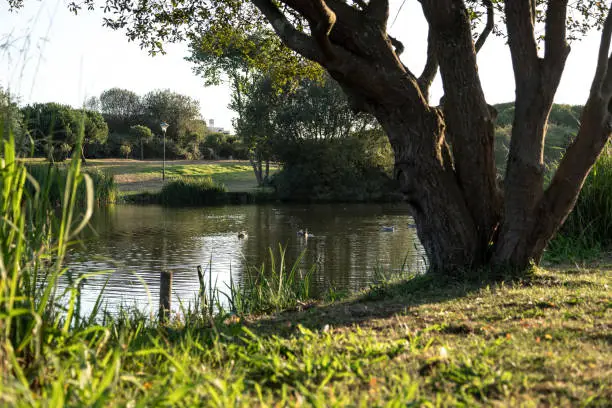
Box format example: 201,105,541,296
271,137,397,202
159,176,227,206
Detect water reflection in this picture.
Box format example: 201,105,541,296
66,203,425,315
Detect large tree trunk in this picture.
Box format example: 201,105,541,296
421,0,501,263
252,0,612,274
492,0,570,268
81,144,87,165
376,105,482,271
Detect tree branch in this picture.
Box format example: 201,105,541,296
592,3,612,97
251,0,323,62
366,0,389,27
311,0,337,60
505,0,539,79
544,0,570,68
388,34,404,55
417,25,438,101
474,0,494,53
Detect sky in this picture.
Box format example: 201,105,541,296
0,0,605,132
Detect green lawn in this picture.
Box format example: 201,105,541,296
3,267,609,406
84,159,276,194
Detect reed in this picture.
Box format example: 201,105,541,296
0,116,95,391
229,245,314,315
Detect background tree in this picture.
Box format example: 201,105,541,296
92,87,207,159
99,88,143,123
84,95,100,112
21,103,107,162
232,75,279,185
189,27,322,184
0,87,27,154
82,109,109,163
141,89,201,142
235,73,393,197
130,125,153,160
120,142,132,159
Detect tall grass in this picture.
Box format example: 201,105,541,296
159,176,227,206
193,245,315,317
225,245,315,315
547,149,612,261
1,118,96,397
25,163,117,205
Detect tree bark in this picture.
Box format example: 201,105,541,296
250,154,263,186
520,5,612,263
421,0,501,263
493,0,570,268
379,105,481,271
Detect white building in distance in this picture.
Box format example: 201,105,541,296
208,119,231,135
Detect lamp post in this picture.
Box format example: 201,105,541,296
160,122,169,181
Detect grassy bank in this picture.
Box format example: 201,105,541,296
82,158,273,196
2,267,610,406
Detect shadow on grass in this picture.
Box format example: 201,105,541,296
243,271,528,337
147,269,544,347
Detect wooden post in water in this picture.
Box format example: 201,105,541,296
159,270,172,322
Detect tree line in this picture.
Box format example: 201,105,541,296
1,87,245,162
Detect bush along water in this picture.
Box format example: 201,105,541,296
159,176,228,206
547,149,612,261
271,138,399,202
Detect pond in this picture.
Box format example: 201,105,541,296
66,203,426,316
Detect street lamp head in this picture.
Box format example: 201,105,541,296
160,122,169,133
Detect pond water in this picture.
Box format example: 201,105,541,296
66,203,426,316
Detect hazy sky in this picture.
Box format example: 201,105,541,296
0,0,604,132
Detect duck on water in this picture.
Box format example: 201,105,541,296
297,229,314,239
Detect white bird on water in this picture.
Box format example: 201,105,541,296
297,229,314,239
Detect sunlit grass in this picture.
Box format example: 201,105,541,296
84,159,277,194
2,262,609,406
